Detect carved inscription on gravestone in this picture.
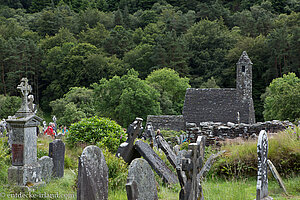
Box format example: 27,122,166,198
256,130,273,200
12,144,24,166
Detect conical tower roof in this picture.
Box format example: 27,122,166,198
237,51,253,65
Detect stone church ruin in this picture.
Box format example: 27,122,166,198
183,51,255,125
147,51,293,140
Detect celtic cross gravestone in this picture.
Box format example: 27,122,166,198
256,130,273,200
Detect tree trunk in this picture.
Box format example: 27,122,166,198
1,63,6,96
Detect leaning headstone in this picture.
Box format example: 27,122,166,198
256,130,273,200
116,118,143,163
156,135,177,169
6,78,43,187
267,160,288,195
38,156,53,183
179,136,205,200
135,140,178,184
198,150,226,181
126,158,158,200
49,139,65,178
77,145,108,200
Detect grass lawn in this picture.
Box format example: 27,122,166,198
108,176,300,200
1,168,298,200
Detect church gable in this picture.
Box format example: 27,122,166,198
183,88,240,124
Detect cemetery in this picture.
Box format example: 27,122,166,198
0,51,299,200
0,1,299,198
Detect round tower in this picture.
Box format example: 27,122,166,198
236,51,253,100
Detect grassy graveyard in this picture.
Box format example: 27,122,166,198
0,125,299,200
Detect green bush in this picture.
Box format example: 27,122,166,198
101,147,128,190
37,148,48,158
67,116,126,153
64,154,77,169
0,137,10,183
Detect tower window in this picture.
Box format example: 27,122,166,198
242,65,245,73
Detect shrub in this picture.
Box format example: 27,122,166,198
67,116,126,153
101,147,128,190
0,137,10,183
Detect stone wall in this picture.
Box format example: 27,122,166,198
185,120,294,145
183,88,252,124
146,115,185,132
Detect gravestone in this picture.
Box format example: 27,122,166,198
77,145,108,200
256,130,273,200
38,156,53,183
267,160,288,195
126,158,158,200
116,118,143,163
6,78,43,186
135,140,178,184
198,150,226,181
180,136,206,200
156,135,177,169
49,139,65,178
145,122,157,147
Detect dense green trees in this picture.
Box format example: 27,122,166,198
146,68,190,115
93,69,160,127
0,95,21,119
0,1,299,123
263,73,300,122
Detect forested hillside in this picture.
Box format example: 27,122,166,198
0,0,299,123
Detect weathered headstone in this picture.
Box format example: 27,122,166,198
126,158,158,200
256,130,273,200
179,136,206,200
267,160,288,195
156,135,177,169
198,150,226,181
116,118,143,163
77,145,108,200
145,122,157,147
38,156,53,183
135,140,178,184
6,78,43,187
49,139,65,178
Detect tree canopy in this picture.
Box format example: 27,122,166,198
263,73,300,122
0,1,299,123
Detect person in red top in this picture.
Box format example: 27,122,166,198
44,123,55,139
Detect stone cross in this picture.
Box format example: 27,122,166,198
256,130,273,200
16,78,32,117
116,118,143,163
6,78,43,187
180,136,205,200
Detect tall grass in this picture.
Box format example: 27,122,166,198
212,127,300,177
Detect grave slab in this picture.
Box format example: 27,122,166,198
126,158,158,200
49,139,65,178
135,140,178,184
77,145,108,200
